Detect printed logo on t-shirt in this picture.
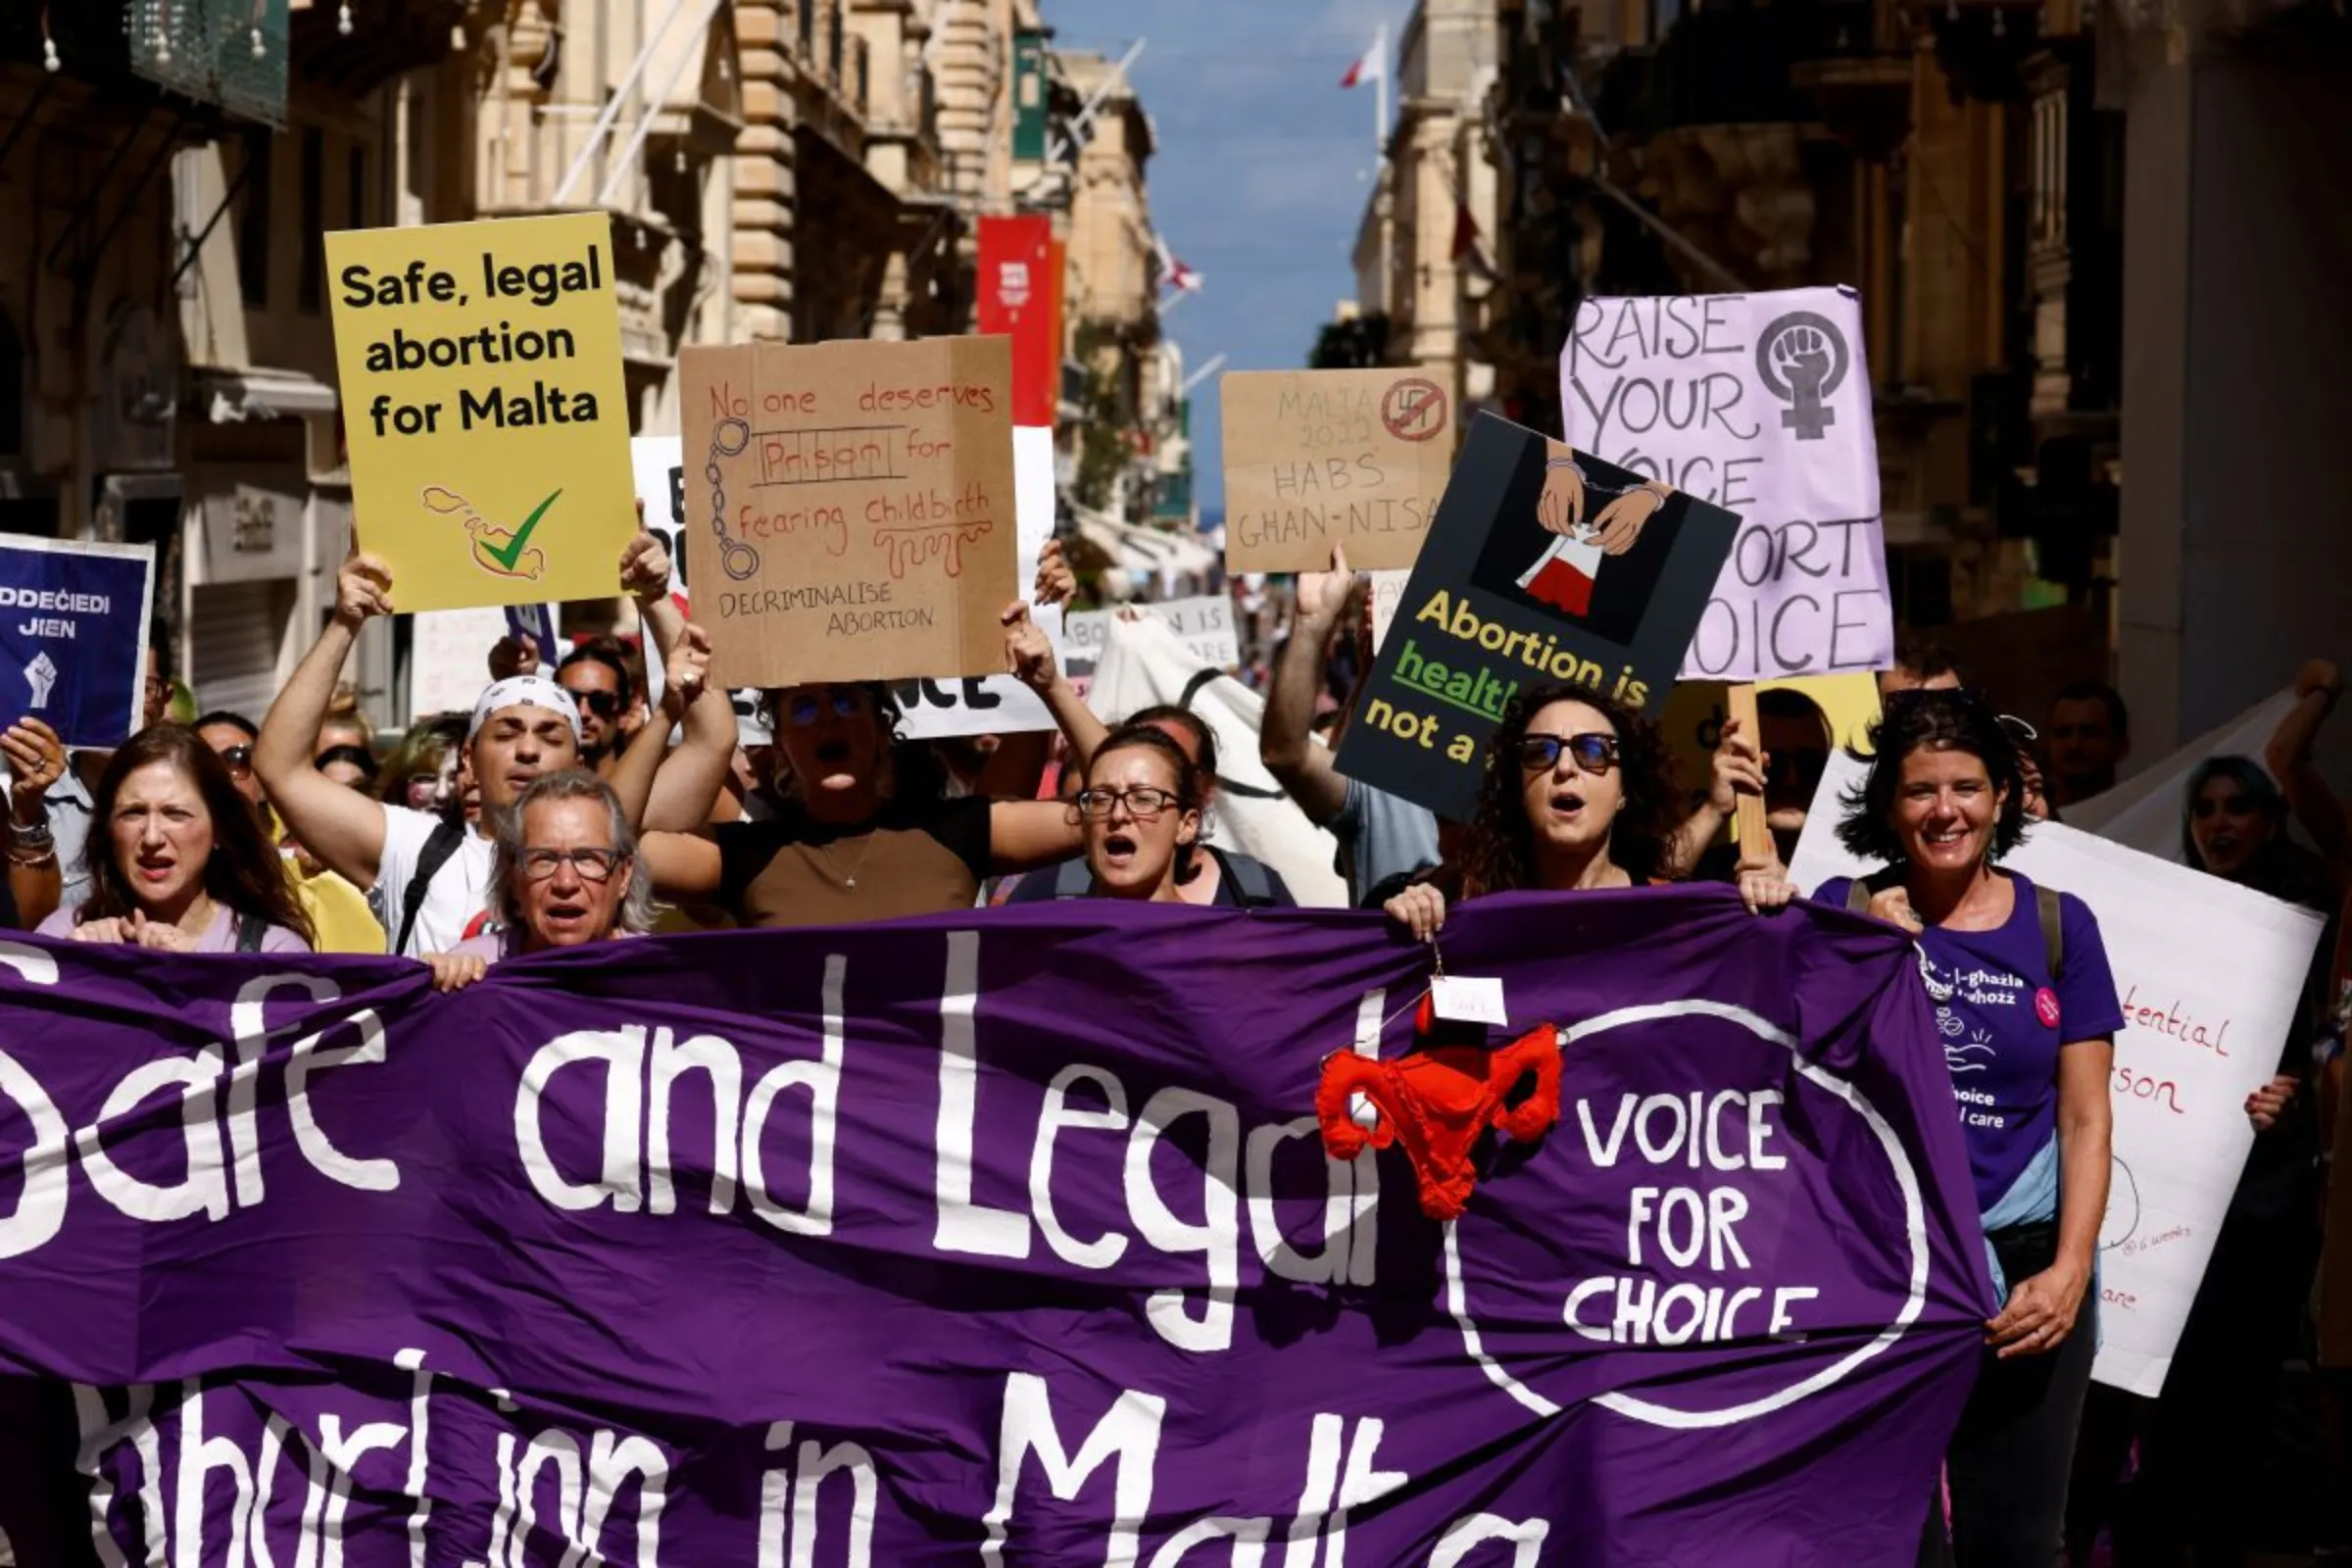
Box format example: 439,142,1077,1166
2034,987,2062,1030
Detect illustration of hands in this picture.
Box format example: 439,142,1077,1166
1536,453,1587,537
1590,485,1669,557
1770,322,1837,404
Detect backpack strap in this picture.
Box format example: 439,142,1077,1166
2035,883,2065,984
234,912,267,954
1220,849,1275,907
393,814,470,957
1052,858,1094,900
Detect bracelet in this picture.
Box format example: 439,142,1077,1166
7,817,53,851
1544,456,1581,471
7,845,56,869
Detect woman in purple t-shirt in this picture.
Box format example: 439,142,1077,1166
37,725,314,954
1815,688,2121,1567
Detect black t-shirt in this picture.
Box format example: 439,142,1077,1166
712,794,993,928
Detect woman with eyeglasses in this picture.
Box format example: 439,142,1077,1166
1382,682,1685,941
36,725,316,954
639,662,1088,929
1810,688,2119,1566
422,770,651,990
1068,723,1297,906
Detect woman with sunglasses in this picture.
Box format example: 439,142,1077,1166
37,725,315,954
422,770,651,990
639,657,1087,928
1383,682,1683,940
1068,723,1297,906
1812,688,2119,1566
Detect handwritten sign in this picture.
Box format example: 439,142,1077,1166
679,336,1017,687
1220,368,1454,571
1333,414,1738,821
1789,752,2324,1395
1562,288,1892,680
894,426,1065,739
324,214,637,612
1369,568,1409,652
0,536,154,748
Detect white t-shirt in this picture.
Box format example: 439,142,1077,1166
374,804,496,957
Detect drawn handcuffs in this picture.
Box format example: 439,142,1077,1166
707,416,760,581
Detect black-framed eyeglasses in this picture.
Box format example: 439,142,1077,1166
568,688,623,720
216,745,255,775
1516,732,1619,774
518,847,626,882
1075,786,1187,820
785,689,868,727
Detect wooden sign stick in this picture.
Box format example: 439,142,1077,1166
1726,682,1771,860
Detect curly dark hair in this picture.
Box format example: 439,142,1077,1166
1456,682,1680,898
74,724,316,946
1837,688,2030,865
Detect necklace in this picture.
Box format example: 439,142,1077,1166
814,829,878,890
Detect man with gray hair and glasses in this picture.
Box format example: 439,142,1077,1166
421,769,653,991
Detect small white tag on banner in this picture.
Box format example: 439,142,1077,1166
1429,975,1507,1027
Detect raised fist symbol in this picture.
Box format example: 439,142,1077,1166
24,652,57,710
1772,324,1835,401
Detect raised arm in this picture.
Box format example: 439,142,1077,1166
3,721,64,930
256,550,393,888
2267,662,2351,870
1261,548,1362,827
613,530,737,835
639,830,724,904
1004,602,1107,772
1666,716,1765,878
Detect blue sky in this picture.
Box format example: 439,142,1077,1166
1043,0,1414,518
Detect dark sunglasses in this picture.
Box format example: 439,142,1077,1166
216,744,255,774
1517,732,1619,774
568,688,624,720
785,689,868,727
1883,685,1986,710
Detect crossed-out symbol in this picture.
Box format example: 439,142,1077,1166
1383,377,1448,443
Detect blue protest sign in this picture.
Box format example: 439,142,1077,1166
0,536,156,749
502,601,558,666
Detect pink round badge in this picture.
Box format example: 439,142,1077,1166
2034,988,2062,1029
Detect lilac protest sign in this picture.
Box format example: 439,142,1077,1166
1561,289,1893,680
0,893,1991,1565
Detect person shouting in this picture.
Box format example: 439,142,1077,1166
37,725,314,953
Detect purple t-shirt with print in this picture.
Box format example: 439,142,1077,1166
1817,871,2124,1213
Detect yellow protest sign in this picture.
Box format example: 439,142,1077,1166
1221,368,1456,572
324,214,636,612
678,336,1018,688
1662,671,1883,840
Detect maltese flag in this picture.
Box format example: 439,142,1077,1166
1340,37,1385,88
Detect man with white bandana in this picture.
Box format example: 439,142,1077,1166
256,530,727,956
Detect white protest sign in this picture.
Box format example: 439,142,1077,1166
1064,597,1238,689
1789,750,2324,1394
892,425,1064,739
1369,569,1408,653
409,607,508,718
1562,288,1892,681
2062,689,2297,860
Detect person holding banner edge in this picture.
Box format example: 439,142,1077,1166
1812,688,2119,1566
35,724,315,953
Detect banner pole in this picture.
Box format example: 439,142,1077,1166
1727,682,1770,858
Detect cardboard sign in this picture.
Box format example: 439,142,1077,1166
0,537,154,748
408,607,506,719
1369,568,1409,652
1658,671,1882,832
678,336,1018,688
1332,414,1740,821
893,425,1065,740
324,214,637,612
1220,368,1455,571
1562,289,1892,680
1788,751,2325,1396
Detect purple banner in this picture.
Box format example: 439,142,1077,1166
0,891,1993,1565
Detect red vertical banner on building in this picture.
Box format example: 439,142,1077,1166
977,215,1058,428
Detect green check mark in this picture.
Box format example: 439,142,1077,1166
483,489,562,574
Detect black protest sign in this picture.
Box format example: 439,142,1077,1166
1333,414,1740,821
